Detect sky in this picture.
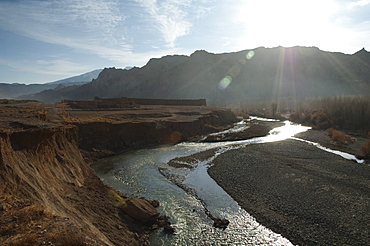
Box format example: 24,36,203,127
0,0,369,84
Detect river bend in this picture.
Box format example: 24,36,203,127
91,119,360,245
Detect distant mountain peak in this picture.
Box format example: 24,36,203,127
353,48,370,62
47,69,102,85
354,47,368,55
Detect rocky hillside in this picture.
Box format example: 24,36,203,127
21,46,370,105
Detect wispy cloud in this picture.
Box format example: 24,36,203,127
0,57,91,78
348,0,370,8
132,0,197,47
0,0,129,60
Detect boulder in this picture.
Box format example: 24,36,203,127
122,198,159,224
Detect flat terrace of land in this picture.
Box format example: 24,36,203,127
59,104,230,124
0,100,233,127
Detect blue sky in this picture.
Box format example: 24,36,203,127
0,0,369,84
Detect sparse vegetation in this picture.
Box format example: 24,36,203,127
360,140,370,159
360,132,370,161
241,95,370,130
241,96,369,156
0,196,90,246
107,189,127,209
327,128,356,145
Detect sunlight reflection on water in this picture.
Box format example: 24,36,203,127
267,120,311,142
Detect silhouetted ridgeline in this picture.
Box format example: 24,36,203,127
18,46,370,105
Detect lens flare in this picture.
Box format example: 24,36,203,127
246,50,255,60
218,76,232,90
229,65,241,77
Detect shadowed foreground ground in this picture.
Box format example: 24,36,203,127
208,138,370,245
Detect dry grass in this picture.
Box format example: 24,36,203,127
0,195,93,246
107,189,127,209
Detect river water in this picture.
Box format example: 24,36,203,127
91,119,362,245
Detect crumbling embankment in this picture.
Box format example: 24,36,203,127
73,106,238,163
0,126,158,245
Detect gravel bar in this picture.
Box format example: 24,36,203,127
208,139,370,245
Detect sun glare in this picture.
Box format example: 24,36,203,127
236,0,340,48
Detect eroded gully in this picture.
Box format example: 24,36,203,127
91,118,363,245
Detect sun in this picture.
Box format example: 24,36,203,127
235,0,340,49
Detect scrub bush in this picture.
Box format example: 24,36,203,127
327,128,356,145
361,139,370,159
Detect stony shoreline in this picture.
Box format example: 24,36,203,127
208,133,370,245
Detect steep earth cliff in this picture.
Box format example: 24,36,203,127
0,126,158,245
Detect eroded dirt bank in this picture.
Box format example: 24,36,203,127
0,126,157,245
0,101,238,245
208,138,370,245
62,105,237,163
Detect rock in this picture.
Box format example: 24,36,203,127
157,215,171,227
150,224,159,230
213,218,230,229
122,198,159,224
163,225,176,234
149,199,160,208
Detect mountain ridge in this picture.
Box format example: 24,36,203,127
19,46,370,105
0,69,102,99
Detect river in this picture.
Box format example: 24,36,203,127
91,118,362,245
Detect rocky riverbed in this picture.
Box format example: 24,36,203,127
164,118,370,245
208,131,370,245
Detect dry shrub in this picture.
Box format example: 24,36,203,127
310,110,333,130
327,128,356,145
289,110,311,125
360,139,370,158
